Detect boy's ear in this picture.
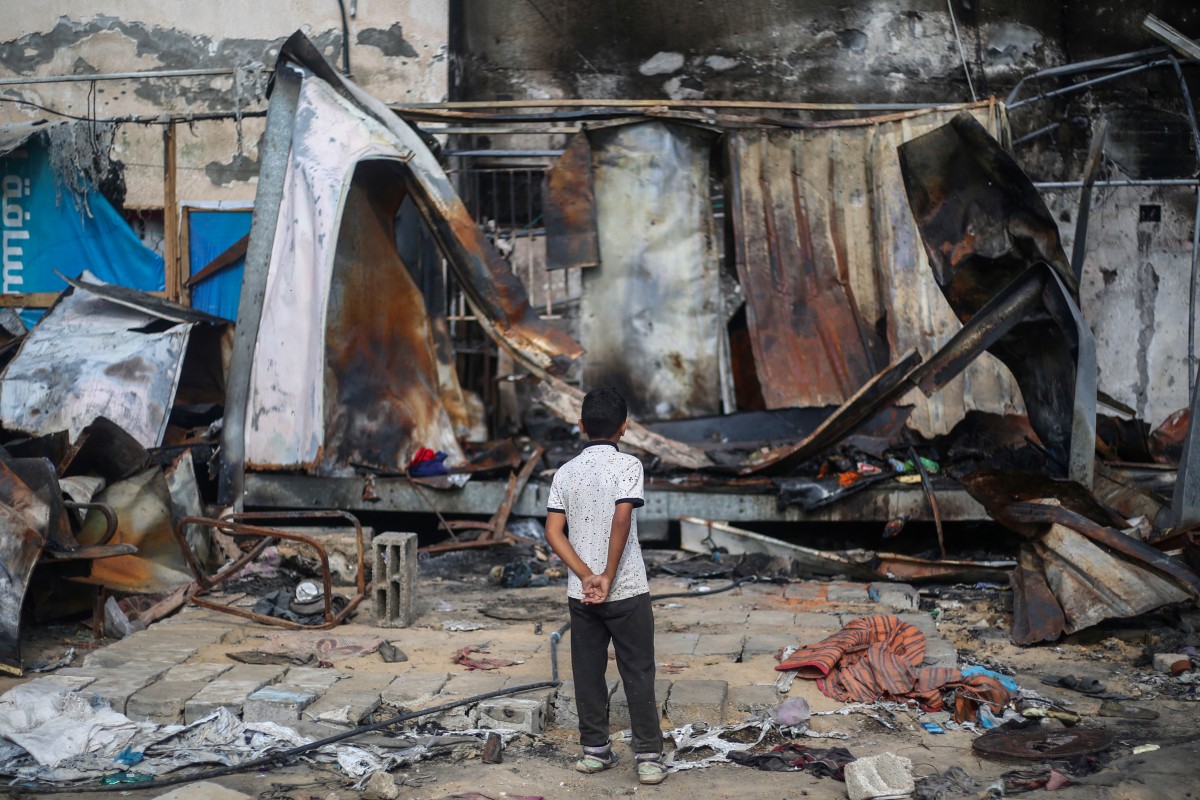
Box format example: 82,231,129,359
618,419,628,437
578,418,587,436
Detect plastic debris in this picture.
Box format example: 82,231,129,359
845,752,915,800
772,697,812,727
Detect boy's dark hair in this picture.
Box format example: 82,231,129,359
581,386,628,440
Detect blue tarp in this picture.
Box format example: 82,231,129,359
187,209,249,321
0,135,164,325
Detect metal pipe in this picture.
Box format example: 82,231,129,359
1008,60,1171,110
446,149,565,157
946,0,977,101
0,68,246,86
1034,178,1200,189
392,98,980,112
1005,44,1173,105
1189,190,1200,389
1013,122,1059,146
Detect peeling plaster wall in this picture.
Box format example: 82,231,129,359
0,3,448,207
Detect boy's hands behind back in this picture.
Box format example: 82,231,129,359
582,573,611,604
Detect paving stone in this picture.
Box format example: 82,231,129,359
896,612,939,637
552,679,617,729
380,672,450,709
869,582,918,611
610,679,671,728
690,610,749,628
425,671,510,729
825,583,870,604
922,637,957,668
693,634,745,659
244,686,321,723
793,612,842,630
127,663,233,723
665,680,728,724
783,583,826,600
84,646,197,669
742,634,789,659
84,662,177,714
745,610,795,629
477,697,546,734
726,684,779,718
304,673,394,727
151,782,253,800
184,664,287,723
656,632,699,656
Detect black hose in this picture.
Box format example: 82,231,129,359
8,578,751,795
334,0,352,77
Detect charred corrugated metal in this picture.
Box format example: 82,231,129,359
542,133,600,272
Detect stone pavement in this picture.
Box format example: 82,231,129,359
18,576,958,741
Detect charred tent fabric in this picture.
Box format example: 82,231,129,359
583,120,725,420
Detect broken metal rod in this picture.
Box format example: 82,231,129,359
909,447,946,560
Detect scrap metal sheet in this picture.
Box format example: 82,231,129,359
543,132,600,271
869,105,1025,436
0,273,194,448
583,120,723,419
726,127,884,408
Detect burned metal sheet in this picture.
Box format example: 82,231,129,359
725,127,885,408
900,116,1096,484
77,467,192,594
321,161,464,475
232,33,583,483
59,416,149,484
0,460,49,674
542,132,599,272
582,120,723,419
0,273,207,449
870,105,1025,436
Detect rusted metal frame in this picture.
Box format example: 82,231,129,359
1005,501,1200,595
1005,46,1172,105
222,510,366,599
908,446,945,560
219,62,304,507
172,514,366,630
63,502,117,547
423,446,544,552
1008,59,1175,111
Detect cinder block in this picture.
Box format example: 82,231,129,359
551,679,617,729
665,680,727,725
244,686,319,723
381,672,450,709
477,697,545,734
373,531,418,627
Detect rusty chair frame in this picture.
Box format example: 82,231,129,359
172,510,368,630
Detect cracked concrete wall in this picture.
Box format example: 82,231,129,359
0,3,448,207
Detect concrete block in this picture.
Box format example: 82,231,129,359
84,646,198,669
184,664,287,723
429,672,511,729
869,583,918,612
477,697,546,734
304,673,394,727
610,679,671,728
279,667,344,691
896,612,939,637
826,583,871,604
656,633,699,656
373,531,418,627
922,637,957,668
726,684,778,719
665,680,727,725
244,686,320,723
693,634,745,659
1154,653,1191,673
845,753,914,800
690,610,749,628
127,663,232,723
381,672,450,709
34,673,99,691
151,782,254,800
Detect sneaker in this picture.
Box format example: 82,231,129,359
636,753,668,785
574,743,618,774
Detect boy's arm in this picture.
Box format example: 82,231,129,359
586,501,634,603
544,510,598,592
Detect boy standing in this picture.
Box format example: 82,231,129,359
544,387,667,785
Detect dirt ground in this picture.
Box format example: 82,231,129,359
7,550,1200,800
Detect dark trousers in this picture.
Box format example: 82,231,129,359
569,592,662,755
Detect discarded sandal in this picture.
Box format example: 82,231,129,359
1098,701,1159,720
574,743,618,774
636,753,669,785
1040,674,1107,695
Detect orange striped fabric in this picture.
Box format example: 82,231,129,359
776,615,1011,720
